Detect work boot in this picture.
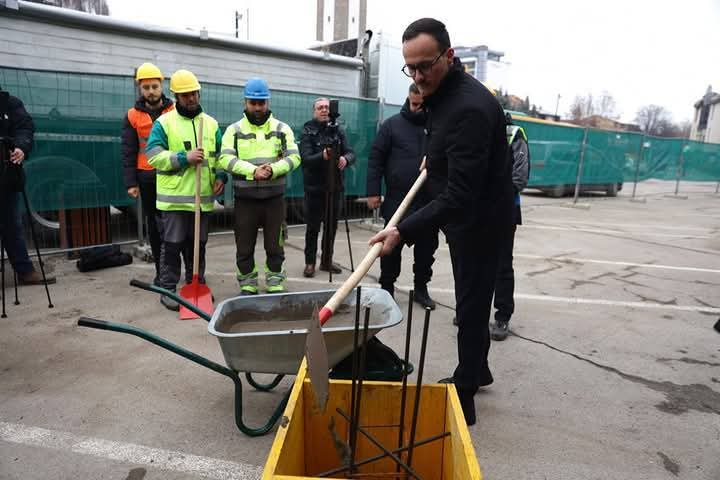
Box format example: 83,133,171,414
380,283,394,299
303,264,316,278
413,284,435,310
160,294,180,311
491,319,510,341
17,270,56,285
319,262,342,274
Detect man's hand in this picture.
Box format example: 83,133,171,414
368,226,401,257
337,155,348,171
366,196,381,210
127,186,139,198
9,148,25,165
186,148,205,165
322,147,331,161
213,179,225,195
253,164,272,180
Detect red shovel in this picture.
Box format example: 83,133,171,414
179,116,213,320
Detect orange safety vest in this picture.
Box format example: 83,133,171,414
127,103,175,170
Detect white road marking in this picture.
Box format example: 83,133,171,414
284,236,720,274
513,254,720,274
0,421,262,480
524,219,713,232
522,223,711,239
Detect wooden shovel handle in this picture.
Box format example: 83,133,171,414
318,166,427,325
192,116,204,277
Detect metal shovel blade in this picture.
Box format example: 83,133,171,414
305,304,329,412
179,275,213,320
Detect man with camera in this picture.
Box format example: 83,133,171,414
366,83,438,309
219,77,300,295
299,98,356,278
0,88,56,285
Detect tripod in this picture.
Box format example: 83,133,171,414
0,184,54,318
320,140,355,283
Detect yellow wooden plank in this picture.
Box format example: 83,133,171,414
263,360,308,479
444,384,482,480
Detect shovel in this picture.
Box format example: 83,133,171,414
179,116,213,320
305,161,428,409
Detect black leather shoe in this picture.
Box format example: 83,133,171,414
303,264,316,278
438,377,454,384
319,262,342,274
452,316,458,326
413,284,436,310
491,319,509,341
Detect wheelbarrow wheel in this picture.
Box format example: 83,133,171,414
245,372,286,392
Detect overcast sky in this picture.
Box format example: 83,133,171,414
107,0,720,124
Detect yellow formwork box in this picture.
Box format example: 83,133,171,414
263,361,482,479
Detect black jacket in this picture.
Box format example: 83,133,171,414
397,58,514,243
121,95,173,188
367,97,427,220
0,92,34,191
0,93,34,156
299,119,356,194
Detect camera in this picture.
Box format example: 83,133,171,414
328,99,340,124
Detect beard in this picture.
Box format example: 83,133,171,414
145,96,162,106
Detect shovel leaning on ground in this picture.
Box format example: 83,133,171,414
179,116,213,320
305,160,428,409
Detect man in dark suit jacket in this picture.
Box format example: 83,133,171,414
366,83,438,309
369,18,515,426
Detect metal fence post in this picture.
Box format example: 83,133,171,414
630,136,647,203
572,127,589,205
666,141,688,199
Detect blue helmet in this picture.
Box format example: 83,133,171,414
244,77,271,99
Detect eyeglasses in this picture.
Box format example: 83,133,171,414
401,49,447,78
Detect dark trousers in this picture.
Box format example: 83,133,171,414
304,191,343,265
0,191,33,275
449,229,503,393
157,211,209,291
234,196,286,274
493,224,517,322
137,170,163,279
379,224,438,287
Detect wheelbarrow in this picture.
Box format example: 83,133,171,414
77,280,402,437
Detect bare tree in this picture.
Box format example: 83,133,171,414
568,92,618,120
26,0,110,15
635,104,671,136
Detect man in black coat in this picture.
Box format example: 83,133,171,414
0,88,56,285
369,18,515,426
299,98,356,277
366,83,438,309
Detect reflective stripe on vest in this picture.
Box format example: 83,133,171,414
128,104,174,170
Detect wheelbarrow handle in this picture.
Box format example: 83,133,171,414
129,279,212,322
319,167,427,325
78,317,112,330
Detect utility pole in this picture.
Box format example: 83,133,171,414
555,94,561,117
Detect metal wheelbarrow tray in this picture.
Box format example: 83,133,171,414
210,288,401,375
78,281,401,436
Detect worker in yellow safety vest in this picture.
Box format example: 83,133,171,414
218,77,301,294
146,69,227,310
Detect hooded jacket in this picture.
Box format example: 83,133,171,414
366,97,428,220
